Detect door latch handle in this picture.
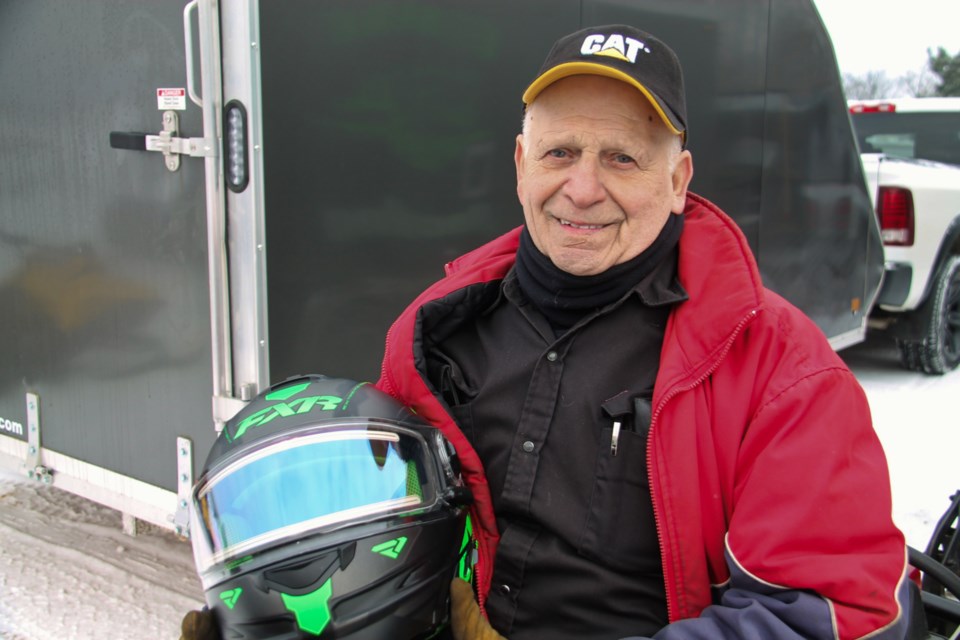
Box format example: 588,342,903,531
109,110,214,172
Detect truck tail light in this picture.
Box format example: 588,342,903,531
849,102,896,113
877,186,914,246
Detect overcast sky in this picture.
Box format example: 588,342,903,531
812,0,959,77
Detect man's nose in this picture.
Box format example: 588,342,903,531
562,157,606,208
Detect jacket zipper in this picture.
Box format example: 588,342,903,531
647,308,759,622
379,319,399,398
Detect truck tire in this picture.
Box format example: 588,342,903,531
897,255,960,374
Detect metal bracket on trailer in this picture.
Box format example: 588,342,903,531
213,395,249,434
24,392,52,484
171,436,194,538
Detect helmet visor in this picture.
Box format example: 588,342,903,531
191,424,439,572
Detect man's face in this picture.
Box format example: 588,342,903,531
515,75,693,276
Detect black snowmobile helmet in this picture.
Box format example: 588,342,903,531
189,374,475,639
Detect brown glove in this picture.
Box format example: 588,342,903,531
179,608,220,640
450,579,506,640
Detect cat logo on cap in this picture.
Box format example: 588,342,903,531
580,33,651,64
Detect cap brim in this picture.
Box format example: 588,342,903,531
522,61,684,138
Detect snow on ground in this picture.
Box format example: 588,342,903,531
0,469,204,639
840,333,960,553
0,331,957,639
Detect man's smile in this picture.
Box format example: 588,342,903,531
557,218,611,231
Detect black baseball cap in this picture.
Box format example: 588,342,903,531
522,25,687,144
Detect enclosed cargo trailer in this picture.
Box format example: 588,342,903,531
0,0,882,532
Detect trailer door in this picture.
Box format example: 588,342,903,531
0,0,240,531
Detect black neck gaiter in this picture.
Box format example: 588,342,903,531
514,214,684,333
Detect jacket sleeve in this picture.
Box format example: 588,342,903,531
640,551,915,640
641,366,915,640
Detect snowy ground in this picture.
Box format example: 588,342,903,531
0,473,203,639
0,331,957,639
840,332,960,553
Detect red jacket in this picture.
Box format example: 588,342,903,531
377,193,911,639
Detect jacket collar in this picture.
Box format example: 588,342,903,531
656,193,765,393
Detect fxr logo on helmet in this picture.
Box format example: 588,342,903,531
228,395,344,441
580,33,651,63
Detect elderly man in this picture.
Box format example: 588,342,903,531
180,24,914,640
377,24,914,640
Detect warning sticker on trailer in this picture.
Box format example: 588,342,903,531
157,88,187,111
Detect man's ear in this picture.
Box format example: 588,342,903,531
514,133,526,204
671,149,694,214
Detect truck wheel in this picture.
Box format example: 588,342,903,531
897,256,960,374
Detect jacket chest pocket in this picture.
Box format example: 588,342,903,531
577,397,660,572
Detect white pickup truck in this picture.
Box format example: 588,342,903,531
848,97,960,374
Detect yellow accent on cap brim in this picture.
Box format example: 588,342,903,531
521,61,683,138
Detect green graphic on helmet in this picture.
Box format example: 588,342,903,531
280,579,333,636
266,382,312,401
225,555,252,571
406,460,422,496
458,514,476,583
229,395,344,441
371,536,408,559
340,381,371,410
219,587,243,610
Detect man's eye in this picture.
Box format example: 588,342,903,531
613,153,635,165
547,149,569,159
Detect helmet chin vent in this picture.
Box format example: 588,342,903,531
264,544,354,592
